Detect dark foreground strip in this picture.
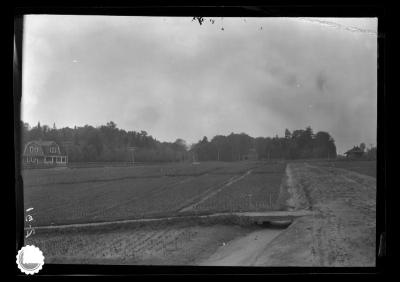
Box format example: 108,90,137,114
26,210,314,232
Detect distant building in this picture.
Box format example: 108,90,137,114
22,140,68,167
344,146,364,158
243,148,258,161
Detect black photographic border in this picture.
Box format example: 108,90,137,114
11,1,390,278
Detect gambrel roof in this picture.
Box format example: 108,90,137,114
23,140,65,157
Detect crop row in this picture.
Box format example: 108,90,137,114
193,173,283,213
21,161,268,187
24,173,234,226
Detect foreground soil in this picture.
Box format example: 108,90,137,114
27,223,260,265
251,162,376,266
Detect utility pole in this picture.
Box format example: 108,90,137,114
128,147,136,166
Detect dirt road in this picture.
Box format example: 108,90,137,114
197,228,284,266
200,162,376,266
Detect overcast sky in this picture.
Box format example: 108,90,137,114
22,15,377,154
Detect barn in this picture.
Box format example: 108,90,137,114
22,140,68,167
344,146,364,159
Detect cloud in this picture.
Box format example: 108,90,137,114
22,16,377,153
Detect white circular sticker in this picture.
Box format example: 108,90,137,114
16,245,44,275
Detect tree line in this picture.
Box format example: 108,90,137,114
191,127,337,161
21,121,337,162
21,121,188,163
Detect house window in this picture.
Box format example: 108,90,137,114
56,157,61,163
30,147,33,153
35,147,39,153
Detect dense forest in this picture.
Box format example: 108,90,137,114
191,127,337,161
21,121,337,163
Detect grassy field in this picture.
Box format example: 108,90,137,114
22,160,286,226
23,161,285,265
22,159,375,265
